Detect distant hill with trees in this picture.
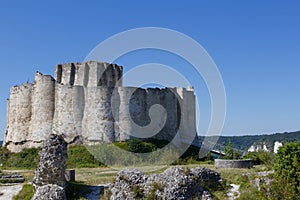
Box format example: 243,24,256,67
198,130,300,153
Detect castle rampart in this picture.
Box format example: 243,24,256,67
4,61,196,152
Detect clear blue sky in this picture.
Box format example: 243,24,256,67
0,1,299,139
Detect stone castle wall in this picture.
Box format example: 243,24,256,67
4,61,196,152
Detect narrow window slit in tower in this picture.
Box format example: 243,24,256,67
56,65,62,83
70,63,76,86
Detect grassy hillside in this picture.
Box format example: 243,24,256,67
199,130,300,153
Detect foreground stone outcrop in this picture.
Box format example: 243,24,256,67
109,167,222,200
32,134,68,200
32,185,66,200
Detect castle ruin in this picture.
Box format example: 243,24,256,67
4,61,196,152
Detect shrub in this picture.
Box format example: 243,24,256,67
233,150,241,159
2,148,40,169
132,185,143,198
126,139,157,153
67,145,104,168
270,142,300,199
224,140,234,159
0,147,11,165
243,150,274,167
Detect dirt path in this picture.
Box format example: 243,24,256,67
0,184,23,200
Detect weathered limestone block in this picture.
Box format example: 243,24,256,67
33,134,68,191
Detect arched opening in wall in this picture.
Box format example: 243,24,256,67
70,64,76,86
56,65,62,83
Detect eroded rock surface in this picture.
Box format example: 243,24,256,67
109,167,222,200
32,134,68,200
32,185,66,200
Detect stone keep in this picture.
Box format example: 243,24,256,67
4,61,196,152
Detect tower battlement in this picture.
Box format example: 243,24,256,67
54,61,123,87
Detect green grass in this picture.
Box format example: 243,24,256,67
74,167,118,185
12,184,34,200
209,165,270,200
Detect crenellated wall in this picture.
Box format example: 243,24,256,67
4,61,196,152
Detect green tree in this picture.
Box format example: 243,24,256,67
233,150,241,159
224,140,234,159
243,150,274,167
271,142,300,199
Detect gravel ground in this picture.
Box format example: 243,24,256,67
0,184,23,200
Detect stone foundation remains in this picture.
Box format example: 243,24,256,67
214,159,253,169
